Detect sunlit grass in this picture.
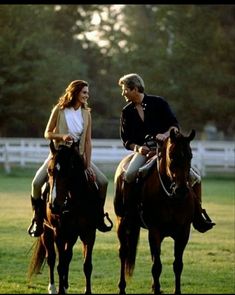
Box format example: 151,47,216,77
0,167,234,294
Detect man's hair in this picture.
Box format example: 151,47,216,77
118,73,145,93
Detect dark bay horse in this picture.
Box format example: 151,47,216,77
28,141,98,294
114,128,196,294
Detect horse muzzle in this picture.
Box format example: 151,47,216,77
171,183,189,199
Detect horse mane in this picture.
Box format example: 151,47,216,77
160,129,195,181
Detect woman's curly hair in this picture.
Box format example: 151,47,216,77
58,80,90,110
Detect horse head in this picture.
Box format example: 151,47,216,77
47,140,86,214
162,128,195,198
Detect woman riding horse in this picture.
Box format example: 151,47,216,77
28,80,112,237
28,140,101,294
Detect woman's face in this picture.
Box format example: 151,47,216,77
77,86,89,104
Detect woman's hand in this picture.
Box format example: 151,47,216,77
62,134,73,142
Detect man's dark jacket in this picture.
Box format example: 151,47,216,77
120,94,179,150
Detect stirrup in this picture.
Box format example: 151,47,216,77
201,209,215,223
97,213,113,232
104,212,113,228
193,209,216,233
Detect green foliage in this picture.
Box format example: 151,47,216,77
0,5,90,137
0,5,234,138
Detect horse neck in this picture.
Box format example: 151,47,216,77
158,142,170,180
164,138,192,185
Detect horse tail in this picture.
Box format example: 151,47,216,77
28,237,46,281
118,214,140,278
125,221,140,277
114,175,125,216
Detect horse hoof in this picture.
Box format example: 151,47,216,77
48,283,57,294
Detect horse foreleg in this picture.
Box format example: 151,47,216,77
42,230,57,294
117,218,128,295
63,241,76,292
48,283,57,294
173,231,190,294
148,229,162,295
118,244,127,295
47,247,56,294
56,239,69,294
82,232,95,294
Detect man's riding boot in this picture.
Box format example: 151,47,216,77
27,196,44,237
192,182,215,233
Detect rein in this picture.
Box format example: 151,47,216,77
156,144,174,198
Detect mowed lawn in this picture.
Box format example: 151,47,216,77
0,167,234,294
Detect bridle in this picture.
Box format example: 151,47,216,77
156,143,175,198
144,135,175,198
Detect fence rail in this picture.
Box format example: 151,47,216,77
0,138,234,176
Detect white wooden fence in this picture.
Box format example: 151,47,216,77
0,138,234,176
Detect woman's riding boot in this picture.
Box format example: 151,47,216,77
192,183,215,233
27,196,44,237
97,209,113,233
96,192,113,232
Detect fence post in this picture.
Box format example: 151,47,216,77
20,139,25,167
197,142,206,177
3,144,11,174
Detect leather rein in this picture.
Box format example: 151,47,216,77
156,144,175,198
145,135,175,198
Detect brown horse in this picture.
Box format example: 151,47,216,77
114,128,196,294
28,141,99,294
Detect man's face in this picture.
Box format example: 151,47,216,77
121,85,135,102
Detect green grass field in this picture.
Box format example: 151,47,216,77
0,167,234,294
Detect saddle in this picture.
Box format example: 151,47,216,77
116,154,158,230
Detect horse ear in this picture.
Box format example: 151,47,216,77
49,140,56,154
188,129,196,141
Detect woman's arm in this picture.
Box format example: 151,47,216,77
83,113,96,181
84,113,92,168
44,105,72,142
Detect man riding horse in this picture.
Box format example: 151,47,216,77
118,73,215,233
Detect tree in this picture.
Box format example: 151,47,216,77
0,4,234,139
0,5,89,137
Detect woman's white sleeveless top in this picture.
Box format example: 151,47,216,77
64,107,84,141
